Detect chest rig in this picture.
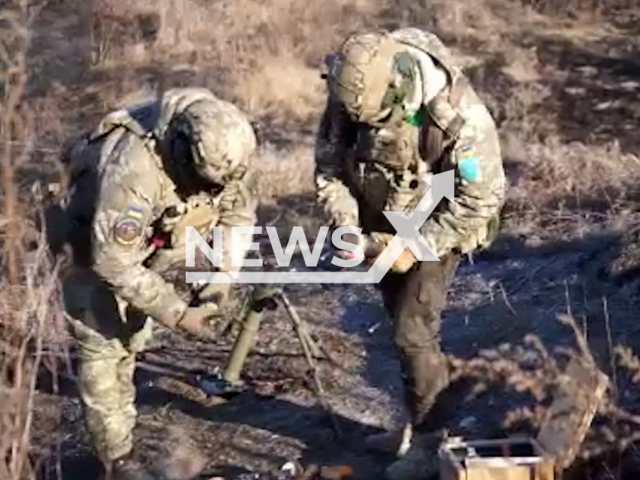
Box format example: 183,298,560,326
345,75,468,216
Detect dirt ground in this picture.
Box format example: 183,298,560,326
8,0,640,479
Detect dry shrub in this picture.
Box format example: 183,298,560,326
1,1,31,284
448,311,640,467
0,231,69,480
1,2,70,478
382,0,545,45
146,0,375,60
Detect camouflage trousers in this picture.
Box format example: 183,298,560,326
61,265,153,463
377,251,461,429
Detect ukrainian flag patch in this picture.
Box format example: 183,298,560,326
113,205,145,245
456,145,481,183
124,205,144,219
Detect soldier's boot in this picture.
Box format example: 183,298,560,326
383,430,443,480
364,421,413,457
415,375,472,434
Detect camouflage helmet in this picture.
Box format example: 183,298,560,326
325,31,417,125
157,88,257,184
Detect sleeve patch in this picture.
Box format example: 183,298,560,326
456,145,481,183
113,205,145,245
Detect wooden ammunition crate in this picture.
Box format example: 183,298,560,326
439,436,555,480
439,358,609,480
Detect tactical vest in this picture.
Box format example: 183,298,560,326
344,29,470,218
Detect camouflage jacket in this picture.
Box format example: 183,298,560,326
62,88,258,328
315,28,506,257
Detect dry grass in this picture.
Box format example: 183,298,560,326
80,0,640,223
254,143,316,202
1,2,69,478
505,135,640,210
0,230,68,480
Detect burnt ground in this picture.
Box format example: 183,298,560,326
17,2,640,480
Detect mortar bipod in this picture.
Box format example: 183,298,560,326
194,286,341,436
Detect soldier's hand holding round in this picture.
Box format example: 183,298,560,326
218,174,255,213
368,231,418,273
366,232,393,257
176,305,221,341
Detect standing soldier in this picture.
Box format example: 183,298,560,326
315,28,506,479
59,87,258,480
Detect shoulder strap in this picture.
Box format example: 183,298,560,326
89,108,153,143
449,75,468,104
419,75,469,165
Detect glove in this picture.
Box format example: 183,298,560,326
218,173,257,224
175,306,221,341
161,194,219,247
368,232,418,274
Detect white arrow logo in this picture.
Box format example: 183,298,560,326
186,171,455,284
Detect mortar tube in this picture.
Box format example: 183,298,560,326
221,286,280,384
222,306,264,384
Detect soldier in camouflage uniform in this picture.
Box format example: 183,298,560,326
315,29,506,479
59,87,258,480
